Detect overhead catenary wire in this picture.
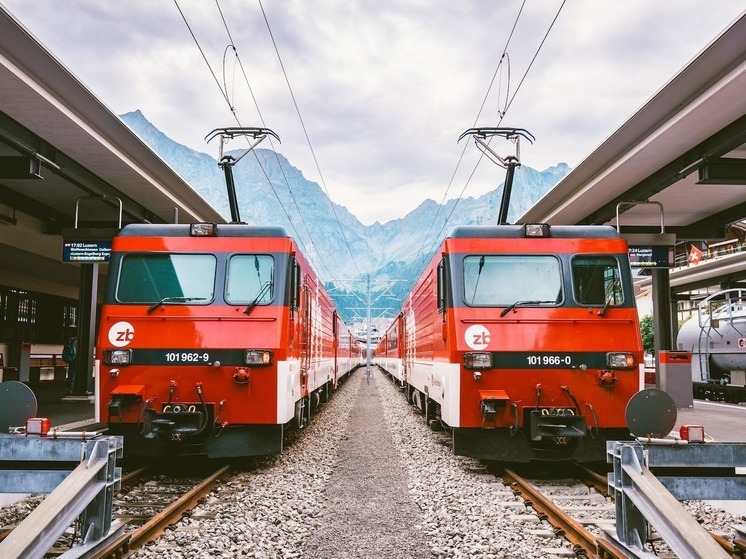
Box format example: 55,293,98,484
172,0,232,111
412,0,567,281
256,0,364,279
213,0,338,283
410,0,527,276
173,0,334,282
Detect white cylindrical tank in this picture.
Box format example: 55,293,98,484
677,301,746,385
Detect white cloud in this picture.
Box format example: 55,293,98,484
3,0,743,224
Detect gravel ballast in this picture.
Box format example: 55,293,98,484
301,370,430,558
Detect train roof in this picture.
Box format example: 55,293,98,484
118,223,291,238
446,224,622,239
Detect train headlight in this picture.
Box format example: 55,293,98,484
606,352,636,369
103,349,132,365
244,350,273,366
464,352,493,369
190,223,216,236
522,223,550,237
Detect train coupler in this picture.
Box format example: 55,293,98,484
529,409,586,441
141,404,211,442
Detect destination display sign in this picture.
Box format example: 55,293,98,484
628,245,674,269
62,241,112,263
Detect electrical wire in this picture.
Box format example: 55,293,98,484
213,0,337,283
172,1,232,110
410,0,526,275
173,0,331,279
174,0,339,283
257,0,364,279
412,0,567,278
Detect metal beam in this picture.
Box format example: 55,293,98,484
0,182,68,233
0,434,122,558
607,441,736,559
688,200,746,229
618,225,725,241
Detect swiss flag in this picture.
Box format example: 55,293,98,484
688,245,704,265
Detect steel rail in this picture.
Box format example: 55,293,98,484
501,467,628,559
576,464,610,497
119,465,153,488
93,464,232,558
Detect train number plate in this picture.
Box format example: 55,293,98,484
489,352,607,369
525,354,574,367
130,349,246,366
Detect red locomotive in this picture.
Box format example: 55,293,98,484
377,223,643,462
97,222,360,458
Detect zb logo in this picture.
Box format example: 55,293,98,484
464,324,491,350
109,321,135,347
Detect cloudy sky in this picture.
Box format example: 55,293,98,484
2,1,744,225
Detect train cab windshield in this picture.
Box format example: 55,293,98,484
461,253,627,310
463,255,562,306
116,254,216,304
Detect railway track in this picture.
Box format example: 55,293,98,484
0,462,232,558
494,463,746,559
92,462,232,558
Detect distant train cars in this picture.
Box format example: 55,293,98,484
377,224,643,463
97,223,361,458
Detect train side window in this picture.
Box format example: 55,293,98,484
290,258,301,311
116,254,216,303
225,255,274,304
571,256,623,306
437,259,446,312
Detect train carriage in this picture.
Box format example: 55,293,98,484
97,222,356,458
376,319,403,384
379,223,643,463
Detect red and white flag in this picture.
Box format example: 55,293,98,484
688,245,704,265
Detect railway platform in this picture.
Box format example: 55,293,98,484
18,380,100,431
673,400,746,443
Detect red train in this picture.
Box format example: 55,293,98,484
377,224,643,463
97,222,361,458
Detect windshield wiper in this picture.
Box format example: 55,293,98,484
500,300,555,317
470,256,486,304
598,280,621,317
244,280,273,316
147,296,207,314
